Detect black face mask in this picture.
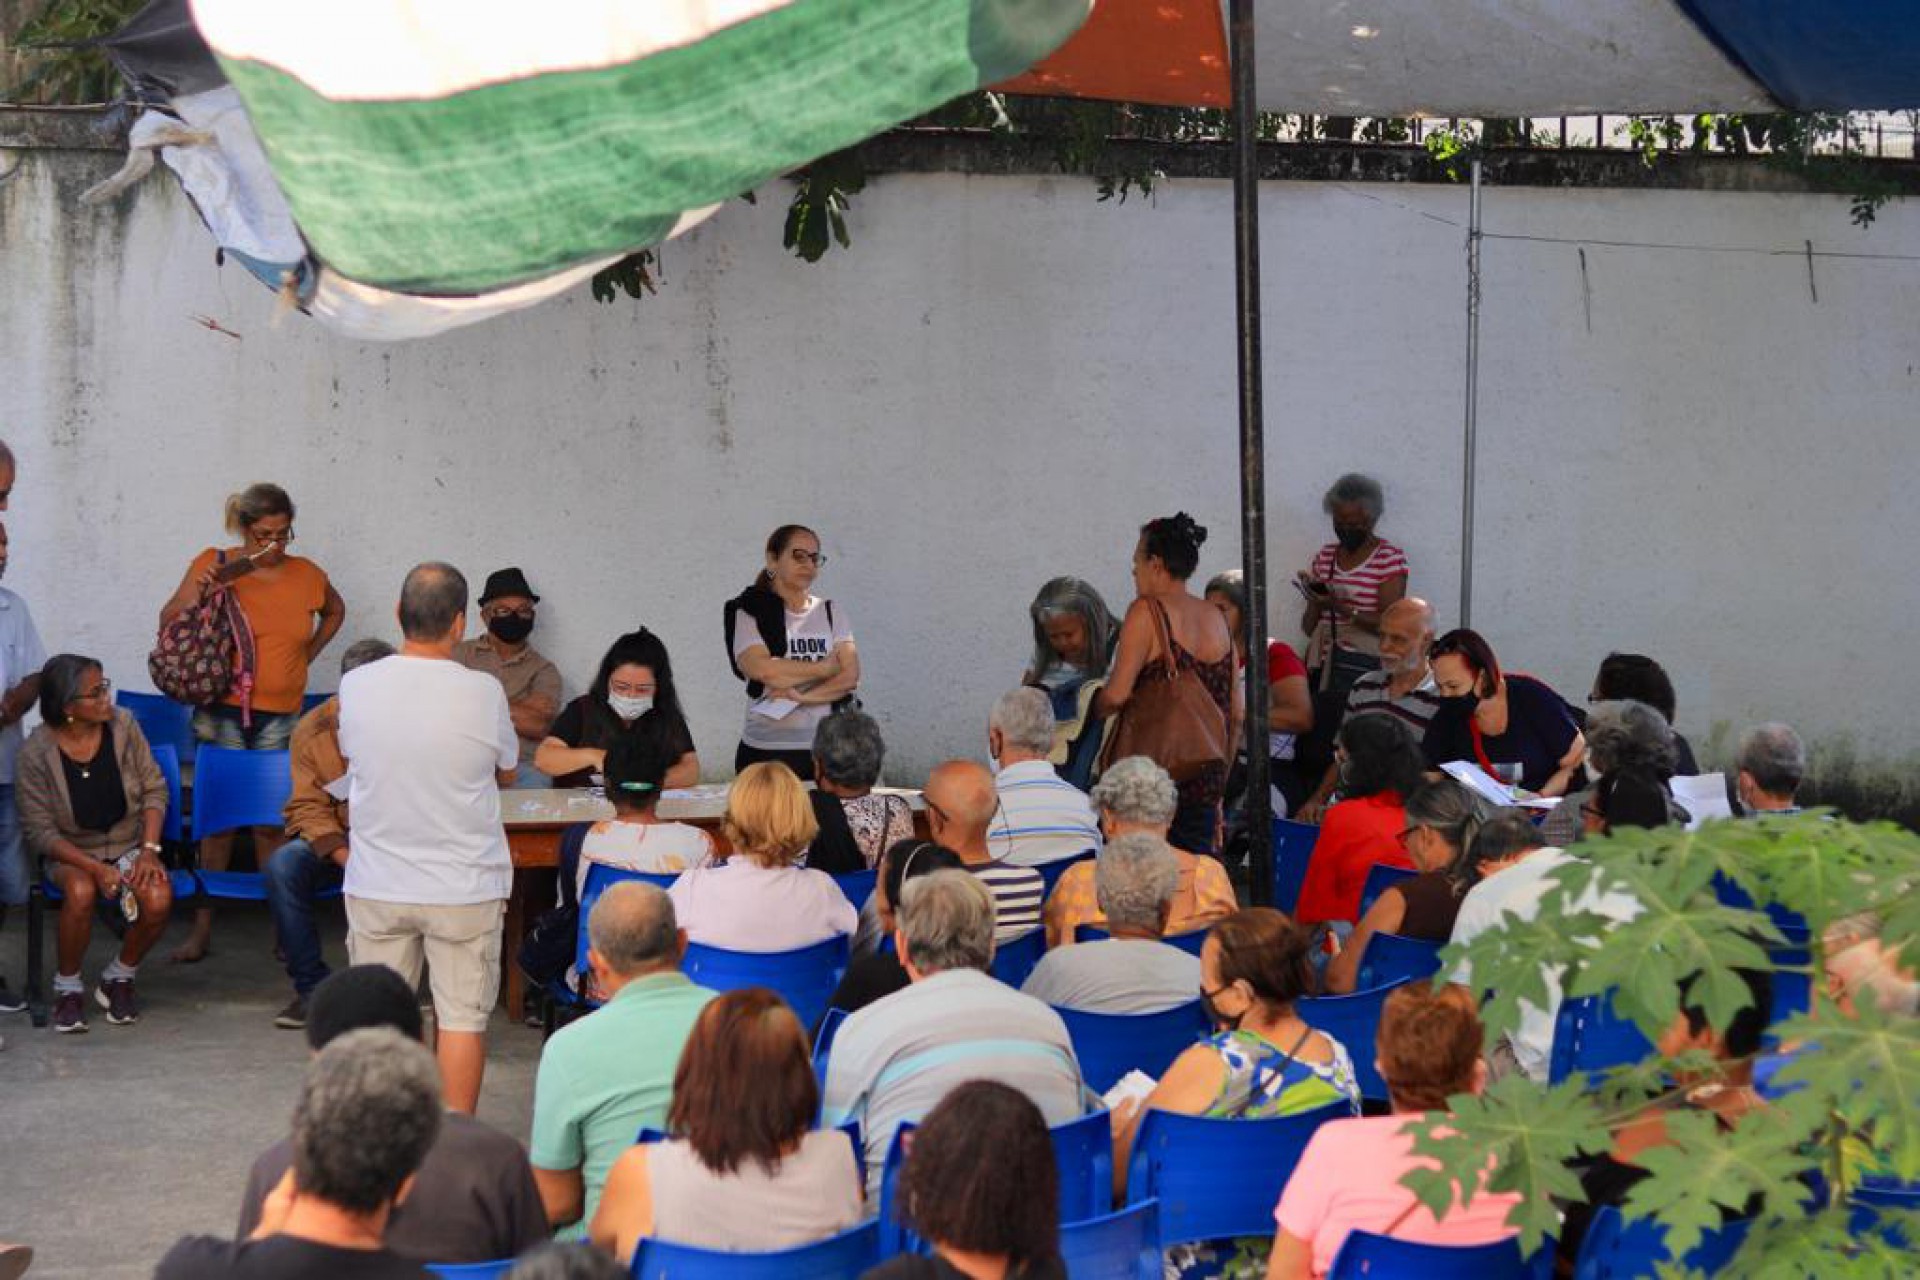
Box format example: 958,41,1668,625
1200,985,1243,1032
1440,690,1480,716
487,614,534,644
1334,526,1370,552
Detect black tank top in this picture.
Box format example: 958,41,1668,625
1394,870,1463,940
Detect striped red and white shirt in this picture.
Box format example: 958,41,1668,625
1308,540,1409,657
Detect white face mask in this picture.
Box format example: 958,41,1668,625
608,692,653,721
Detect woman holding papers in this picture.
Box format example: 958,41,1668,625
723,524,859,777
535,628,699,788
1423,629,1585,797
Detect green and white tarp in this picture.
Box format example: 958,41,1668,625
150,0,1090,339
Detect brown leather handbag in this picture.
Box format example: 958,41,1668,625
1100,601,1229,783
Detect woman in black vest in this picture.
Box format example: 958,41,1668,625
724,524,859,777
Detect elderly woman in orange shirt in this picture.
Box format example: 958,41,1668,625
158,483,345,962
1043,755,1237,947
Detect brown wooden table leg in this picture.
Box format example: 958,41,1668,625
503,866,557,1024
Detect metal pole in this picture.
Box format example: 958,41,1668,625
1229,0,1272,905
1459,159,1482,629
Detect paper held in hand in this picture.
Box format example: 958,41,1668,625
1669,772,1734,829
750,696,802,721
1438,760,1560,811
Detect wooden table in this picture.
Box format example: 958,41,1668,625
500,785,924,1021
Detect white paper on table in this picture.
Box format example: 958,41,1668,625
750,696,802,721
1102,1069,1158,1113
1671,772,1734,829
322,773,351,802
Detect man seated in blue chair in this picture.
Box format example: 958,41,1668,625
822,869,1086,1196
1021,834,1198,1014
986,688,1101,868
529,882,714,1238
263,638,395,1031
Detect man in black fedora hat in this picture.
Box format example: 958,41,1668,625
455,567,561,787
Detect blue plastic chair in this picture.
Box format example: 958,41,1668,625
630,1219,881,1279
832,868,877,913
427,1263,513,1279
150,743,186,845
1061,1200,1160,1280
879,1111,1115,1254
990,926,1048,988
1548,993,1653,1086
1054,1000,1209,1095
1299,980,1412,1103
1850,1177,1918,1248
116,690,196,766
813,1006,848,1086
1124,1102,1350,1245
1074,924,1210,956
1356,862,1418,919
1353,932,1443,990
1272,818,1318,914
190,746,295,900
1329,1229,1541,1279
682,935,852,1031
1571,1205,1752,1278
1039,849,1097,900
573,863,684,984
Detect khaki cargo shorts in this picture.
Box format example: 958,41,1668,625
345,896,505,1034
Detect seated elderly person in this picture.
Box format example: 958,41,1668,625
1044,755,1238,947
825,839,966,1019
667,762,856,951
238,965,549,1263
1586,653,1699,775
1540,699,1687,847
1022,833,1199,1013
986,688,1101,869
157,1027,441,1280
1736,722,1806,817
1756,910,1916,1098
18,654,172,1033
1268,983,1521,1279
531,883,715,1235
924,760,1045,942
822,869,1085,1196
805,709,914,874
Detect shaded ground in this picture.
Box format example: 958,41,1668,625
0,899,540,1279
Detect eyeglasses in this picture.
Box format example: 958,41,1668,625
250,527,295,545
608,680,657,697
484,606,536,620
787,549,827,568
77,679,112,702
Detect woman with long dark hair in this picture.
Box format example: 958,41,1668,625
725,524,860,777
1293,713,1427,927
535,629,698,789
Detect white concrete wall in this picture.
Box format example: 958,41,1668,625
2,150,1916,781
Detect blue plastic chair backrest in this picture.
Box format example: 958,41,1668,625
116,691,196,764
1125,1102,1350,1244
1548,993,1654,1086
1038,849,1098,900
990,926,1048,988
682,934,852,1031
1298,980,1411,1102
631,1219,881,1279
1074,924,1210,957
1054,1000,1209,1095
1850,1177,1919,1248
1272,818,1318,913
833,868,877,912
1329,1229,1537,1279
575,863,683,976
1060,1200,1160,1280
427,1263,513,1279
879,1112,1114,1253
191,747,293,838
1571,1205,1752,1278
150,743,185,843
813,1006,848,1086
1354,932,1443,990
1712,873,1811,936
302,691,331,713
1357,862,1419,919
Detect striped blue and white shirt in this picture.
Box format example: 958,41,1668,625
989,759,1102,869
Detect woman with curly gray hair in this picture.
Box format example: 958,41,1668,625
1042,756,1239,946
1539,699,1688,845
1298,472,1409,695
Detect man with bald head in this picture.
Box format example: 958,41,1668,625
1298,596,1443,822
924,759,1044,941
528,882,712,1237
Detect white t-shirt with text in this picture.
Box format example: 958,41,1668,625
732,598,854,751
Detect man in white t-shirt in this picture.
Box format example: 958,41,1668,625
338,562,518,1114
1446,816,1641,1081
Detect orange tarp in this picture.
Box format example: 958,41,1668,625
994,0,1230,108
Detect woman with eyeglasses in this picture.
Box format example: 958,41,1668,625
17,655,173,1033
158,482,344,962
724,524,859,778
536,628,699,789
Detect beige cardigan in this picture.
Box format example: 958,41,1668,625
18,708,168,864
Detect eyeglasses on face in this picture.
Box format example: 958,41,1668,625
484,606,536,620
249,526,295,545
76,678,113,702
786,549,827,568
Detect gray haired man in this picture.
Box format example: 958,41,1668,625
1021,833,1201,1014
986,687,1100,868
157,1026,443,1279
1736,723,1806,816
823,869,1085,1195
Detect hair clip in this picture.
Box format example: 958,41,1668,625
617,781,657,793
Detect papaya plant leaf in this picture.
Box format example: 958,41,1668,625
1773,1000,1920,1181
1622,1107,1816,1259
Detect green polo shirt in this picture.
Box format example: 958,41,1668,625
530,970,715,1234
